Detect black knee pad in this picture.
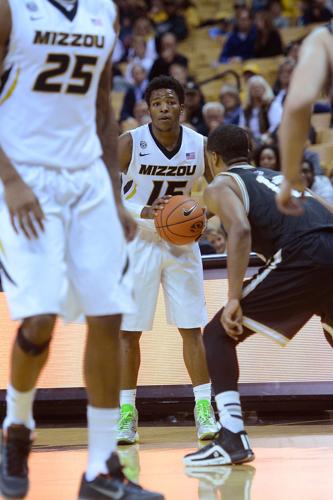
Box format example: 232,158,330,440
17,326,51,356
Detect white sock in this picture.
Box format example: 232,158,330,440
120,389,136,407
215,391,244,433
193,383,212,403
3,384,36,430
86,406,119,482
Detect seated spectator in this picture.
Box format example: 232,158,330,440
199,102,225,136
206,228,227,254
300,0,332,25
219,7,256,63
301,157,333,203
118,0,148,54
125,36,154,84
242,61,261,82
240,75,274,144
120,100,151,133
183,82,206,132
169,63,193,86
149,0,168,25
254,8,284,58
132,17,157,62
149,32,188,80
253,144,281,170
269,58,295,133
120,64,149,121
219,85,244,125
154,0,188,41
269,0,290,28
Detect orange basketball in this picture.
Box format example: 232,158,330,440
154,195,206,245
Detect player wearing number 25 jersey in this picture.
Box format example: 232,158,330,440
0,1,162,499
117,76,218,445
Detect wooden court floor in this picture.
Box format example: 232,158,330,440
5,424,333,500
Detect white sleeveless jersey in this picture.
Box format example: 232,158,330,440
0,0,117,168
122,124,205,230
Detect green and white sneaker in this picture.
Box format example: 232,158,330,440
117,404,139,445
194,400,219,441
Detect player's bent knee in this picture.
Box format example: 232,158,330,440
18,314,57,356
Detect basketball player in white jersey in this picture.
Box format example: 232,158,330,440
0,1,162,499
277,24,333,215
117,76,218,444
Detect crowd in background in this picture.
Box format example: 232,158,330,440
112,0,333,255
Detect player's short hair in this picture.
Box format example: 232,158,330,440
145,76,185,106
207,124,251,163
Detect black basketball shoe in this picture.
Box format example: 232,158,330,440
78,452,164,499
183,427,255,467
0,425,33,498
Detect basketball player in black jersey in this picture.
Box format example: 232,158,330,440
277,24,333,215
184,124,333,467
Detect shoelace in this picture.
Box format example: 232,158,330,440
5,438,31,476
119,411,135,431
196,402,212,424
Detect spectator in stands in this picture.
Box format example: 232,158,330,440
254,8,284,58
121,100,151,132
125,36,154,84
242,62,261,82
284,39,302,62
269,58,295,133
132,17,157,62
200,102,225,136
301,157,333,203
300,0,332,25
149,32,188,80
253,144,281,170
219,85,244,125
120,64,149,121
169,63,192,86
219,7,256,63
269,0,290,28
207,228,227,254
117,0,148,54
184,81,206,132
240,75,274,144
154,0,189,41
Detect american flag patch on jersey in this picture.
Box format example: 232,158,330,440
186,152,195,159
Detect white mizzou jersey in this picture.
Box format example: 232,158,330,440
0,0,117,169
122,123,205,231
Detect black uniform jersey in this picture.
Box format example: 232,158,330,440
221,165,333,261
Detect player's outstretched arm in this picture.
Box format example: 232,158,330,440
204,177,251,339
0,0,45,239
278,28,330,215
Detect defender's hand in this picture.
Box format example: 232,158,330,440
142,195,172,219
4,178,45,239
221,299,243,341
117,204,137,242
276,178,305,216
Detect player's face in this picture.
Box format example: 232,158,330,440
148,89,183,132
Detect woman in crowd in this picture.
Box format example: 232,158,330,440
253,144,281,171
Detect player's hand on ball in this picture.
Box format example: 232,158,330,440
4,177,45,239
276,178,305,216
117,204,137,242
221,299,243,340
146,195,172,219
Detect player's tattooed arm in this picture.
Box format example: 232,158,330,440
204,176,251,339
0,0,45,239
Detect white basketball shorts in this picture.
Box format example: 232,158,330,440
0,160,135,321
122,227,208,331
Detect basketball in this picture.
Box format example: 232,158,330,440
154,195,206,245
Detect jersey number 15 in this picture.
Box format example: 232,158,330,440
33,54,98,94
